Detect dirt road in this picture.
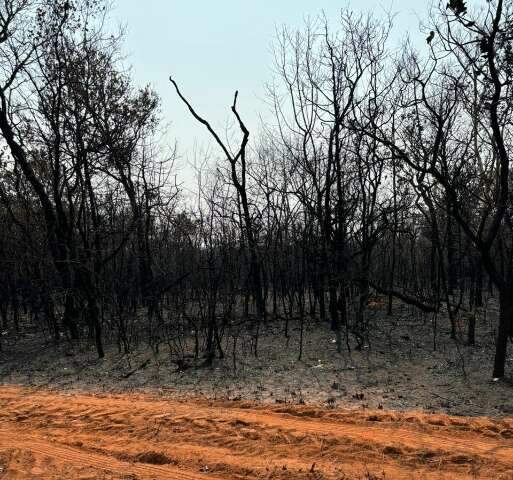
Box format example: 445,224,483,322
0,386,512,479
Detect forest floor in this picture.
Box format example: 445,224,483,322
1,297,513,478
1,297,512,417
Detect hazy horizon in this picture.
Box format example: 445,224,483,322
109,1,425,186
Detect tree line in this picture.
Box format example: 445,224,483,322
0,0,511,378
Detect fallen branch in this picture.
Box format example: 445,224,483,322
364,279,438,313
122,359,151,379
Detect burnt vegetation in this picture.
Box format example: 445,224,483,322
0,0,512,383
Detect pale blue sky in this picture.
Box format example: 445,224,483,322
109,1,425,179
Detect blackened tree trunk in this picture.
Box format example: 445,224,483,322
493,287,513,378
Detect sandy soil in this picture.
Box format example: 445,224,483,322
1,386,513,479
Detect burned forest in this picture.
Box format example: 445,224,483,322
0,0,512,381
0,0,511,375
0,1,513,478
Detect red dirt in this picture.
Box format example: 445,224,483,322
0,386,513,479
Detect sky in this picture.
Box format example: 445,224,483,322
108,0,426,184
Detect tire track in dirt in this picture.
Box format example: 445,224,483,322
0,427,213,480
0,386,513,479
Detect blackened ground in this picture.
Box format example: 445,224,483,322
0,296,512,417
